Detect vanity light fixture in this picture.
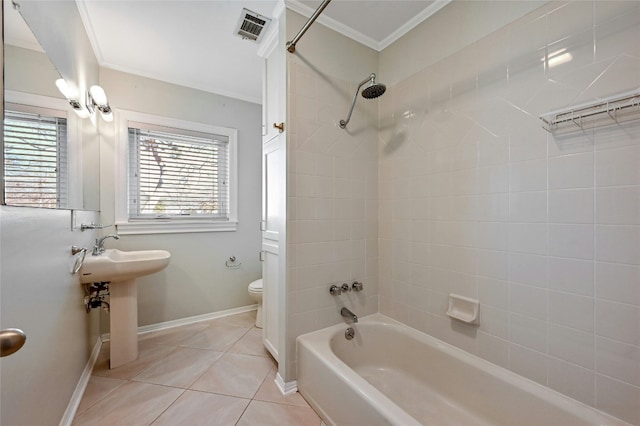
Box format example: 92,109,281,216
55,78,90,118
87,85,113,122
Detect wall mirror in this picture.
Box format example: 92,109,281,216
3,0,101,211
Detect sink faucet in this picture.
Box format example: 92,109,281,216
92,234,120,255
341,307,358,323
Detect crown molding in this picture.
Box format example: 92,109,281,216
378,0,451,50
272,0,286,20
258,20,279,58
286,0,379,51
75,0,104,64
286,0,451,52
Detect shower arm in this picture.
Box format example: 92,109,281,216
339,74,375,129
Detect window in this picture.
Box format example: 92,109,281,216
3,106,68,208
115,110,238,234
128,125,230,219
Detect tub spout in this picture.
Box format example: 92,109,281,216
341,307,358,323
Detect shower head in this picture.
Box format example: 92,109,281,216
362,78,386,99
339,73,386,129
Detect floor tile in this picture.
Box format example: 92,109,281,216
138,322,211,346
93,340,176,380
254,368,311,408
229,328,271,357
76,376,128,414
151,390,250,426
75,310,323,425
133,347,223,388
179,323,249,351
216,311,258,328
236,400,322,426
72,381,183,426
191,352,273,398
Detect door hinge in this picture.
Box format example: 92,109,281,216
259,251,265,262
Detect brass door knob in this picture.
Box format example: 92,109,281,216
1,328,26,357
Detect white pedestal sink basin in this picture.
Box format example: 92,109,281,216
79,249,170,368
79,249,171,284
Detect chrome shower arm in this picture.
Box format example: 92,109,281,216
339,74,376,129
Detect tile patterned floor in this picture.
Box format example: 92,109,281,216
73,311,323,426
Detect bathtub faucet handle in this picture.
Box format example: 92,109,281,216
329,285,342,296
341,283,351,293
352,281,363,292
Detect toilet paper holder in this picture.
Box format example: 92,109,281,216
225,256,242,268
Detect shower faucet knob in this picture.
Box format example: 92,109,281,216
329,285,342,296
352,281,363,292
341,283,351,292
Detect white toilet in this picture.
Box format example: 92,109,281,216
248,278,263,328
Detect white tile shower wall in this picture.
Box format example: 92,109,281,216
378,2,640,424
286,59,380,375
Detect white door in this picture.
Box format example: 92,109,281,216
260,31,286,362
261,133,284,360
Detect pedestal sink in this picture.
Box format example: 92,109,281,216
79,249,171,368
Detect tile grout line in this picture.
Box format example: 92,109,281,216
77,313,321,425
77,315,256,424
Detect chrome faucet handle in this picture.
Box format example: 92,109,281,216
329,285,342,296
341,283,351,292
71,246,86,255
71,246,87,274
352,281,364,292
92,234,120,255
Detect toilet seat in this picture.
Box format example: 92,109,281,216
248,278,263,292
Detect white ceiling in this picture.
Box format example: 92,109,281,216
5,0,450,104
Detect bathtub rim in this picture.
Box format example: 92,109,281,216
296,313,629,426
297,317,421,426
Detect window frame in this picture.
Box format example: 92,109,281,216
3,90,82,209
115,109,238,235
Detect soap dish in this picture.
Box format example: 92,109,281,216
446,294,480,325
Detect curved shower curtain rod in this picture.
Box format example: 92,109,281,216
286,0,332,53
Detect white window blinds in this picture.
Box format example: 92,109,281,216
128,125,230,220
3,109,68,208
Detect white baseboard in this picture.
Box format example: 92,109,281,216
101,304,258,341
275,372,298,396
59,337,102,426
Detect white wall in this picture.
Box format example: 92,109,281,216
284,10,380,381
0,207,100,425
98,68,263,328
16,0,100,104
378,1,640,423
379,0,546,86
2,7,103,423
4,45,61,98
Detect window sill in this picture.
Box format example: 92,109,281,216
115,220,238,235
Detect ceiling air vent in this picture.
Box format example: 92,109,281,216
235,8,272,43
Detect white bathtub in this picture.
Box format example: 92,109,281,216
297,314,627,426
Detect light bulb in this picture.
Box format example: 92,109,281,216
55,78,76,100
89,85,108,106
74,107,91,119
101,111,114,122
